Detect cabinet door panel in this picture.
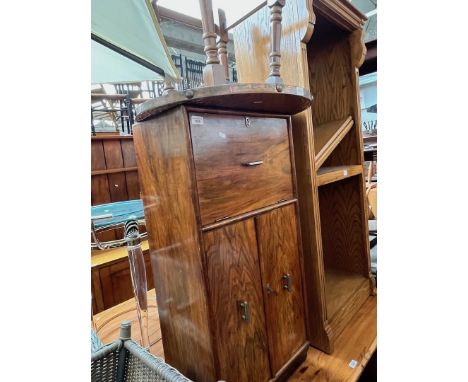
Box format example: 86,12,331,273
191,113,293,225
204,219,271,382
255,204,306,375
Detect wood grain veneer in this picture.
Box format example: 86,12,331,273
190,113,293,225
133,106,216,381
256,204,307,376
204,219,271,382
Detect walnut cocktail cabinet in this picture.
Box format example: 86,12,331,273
233,0,376,354
133,84,313,382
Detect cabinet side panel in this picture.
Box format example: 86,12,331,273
204,219,271,382
291,110,333,353
255,204,307,375
133,107,216,382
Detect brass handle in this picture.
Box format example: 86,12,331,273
238,301,250,322
242,160,263,167
282,273,292,292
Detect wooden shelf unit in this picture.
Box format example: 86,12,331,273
307,8,375,349
233,0,375,354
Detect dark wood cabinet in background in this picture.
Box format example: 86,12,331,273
91,247,154,314
133,86,312,382
91,135,141,243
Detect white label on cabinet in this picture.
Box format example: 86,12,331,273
343,169,348,176
348,359,358,369
191,116,204,125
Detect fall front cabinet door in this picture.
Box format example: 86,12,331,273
204,204,306,381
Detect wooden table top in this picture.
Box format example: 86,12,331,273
93,289,164,358
93,290,376,381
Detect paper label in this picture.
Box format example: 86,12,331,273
344,170,348,176
191,116,204,125
348,360,358,369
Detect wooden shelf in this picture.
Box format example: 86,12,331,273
314,116,354,169
91,166,138,176
325,268,368,321
93,289,164,358
317,165,362,187
91,240,149,268
91,135,134,140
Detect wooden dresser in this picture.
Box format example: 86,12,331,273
133,84,312,382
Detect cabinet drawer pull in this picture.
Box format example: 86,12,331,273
241,160,263,167
282,273,292,292
238,301,250,322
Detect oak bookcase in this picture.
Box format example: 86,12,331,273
233,0,376,353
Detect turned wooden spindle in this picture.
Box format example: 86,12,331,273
217,9,230,82
266,0,286,85
162,73,176,95
198,0,226,86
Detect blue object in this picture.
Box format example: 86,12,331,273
91,329,104,353
91,199,145,229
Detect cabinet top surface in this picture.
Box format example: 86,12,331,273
136,83,313,121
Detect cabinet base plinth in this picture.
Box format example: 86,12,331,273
271,342,309,382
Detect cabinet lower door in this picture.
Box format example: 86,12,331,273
204,219,271,382
255,204,307,375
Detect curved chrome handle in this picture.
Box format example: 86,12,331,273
241,160,264,167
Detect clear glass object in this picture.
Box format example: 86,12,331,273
91,296,98,332
125,218,150,350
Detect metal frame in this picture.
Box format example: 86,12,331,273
92,33,165,77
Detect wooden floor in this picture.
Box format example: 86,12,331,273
94,290,376,381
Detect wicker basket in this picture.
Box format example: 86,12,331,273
91,321,191,382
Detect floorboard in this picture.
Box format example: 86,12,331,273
94,291,377,381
